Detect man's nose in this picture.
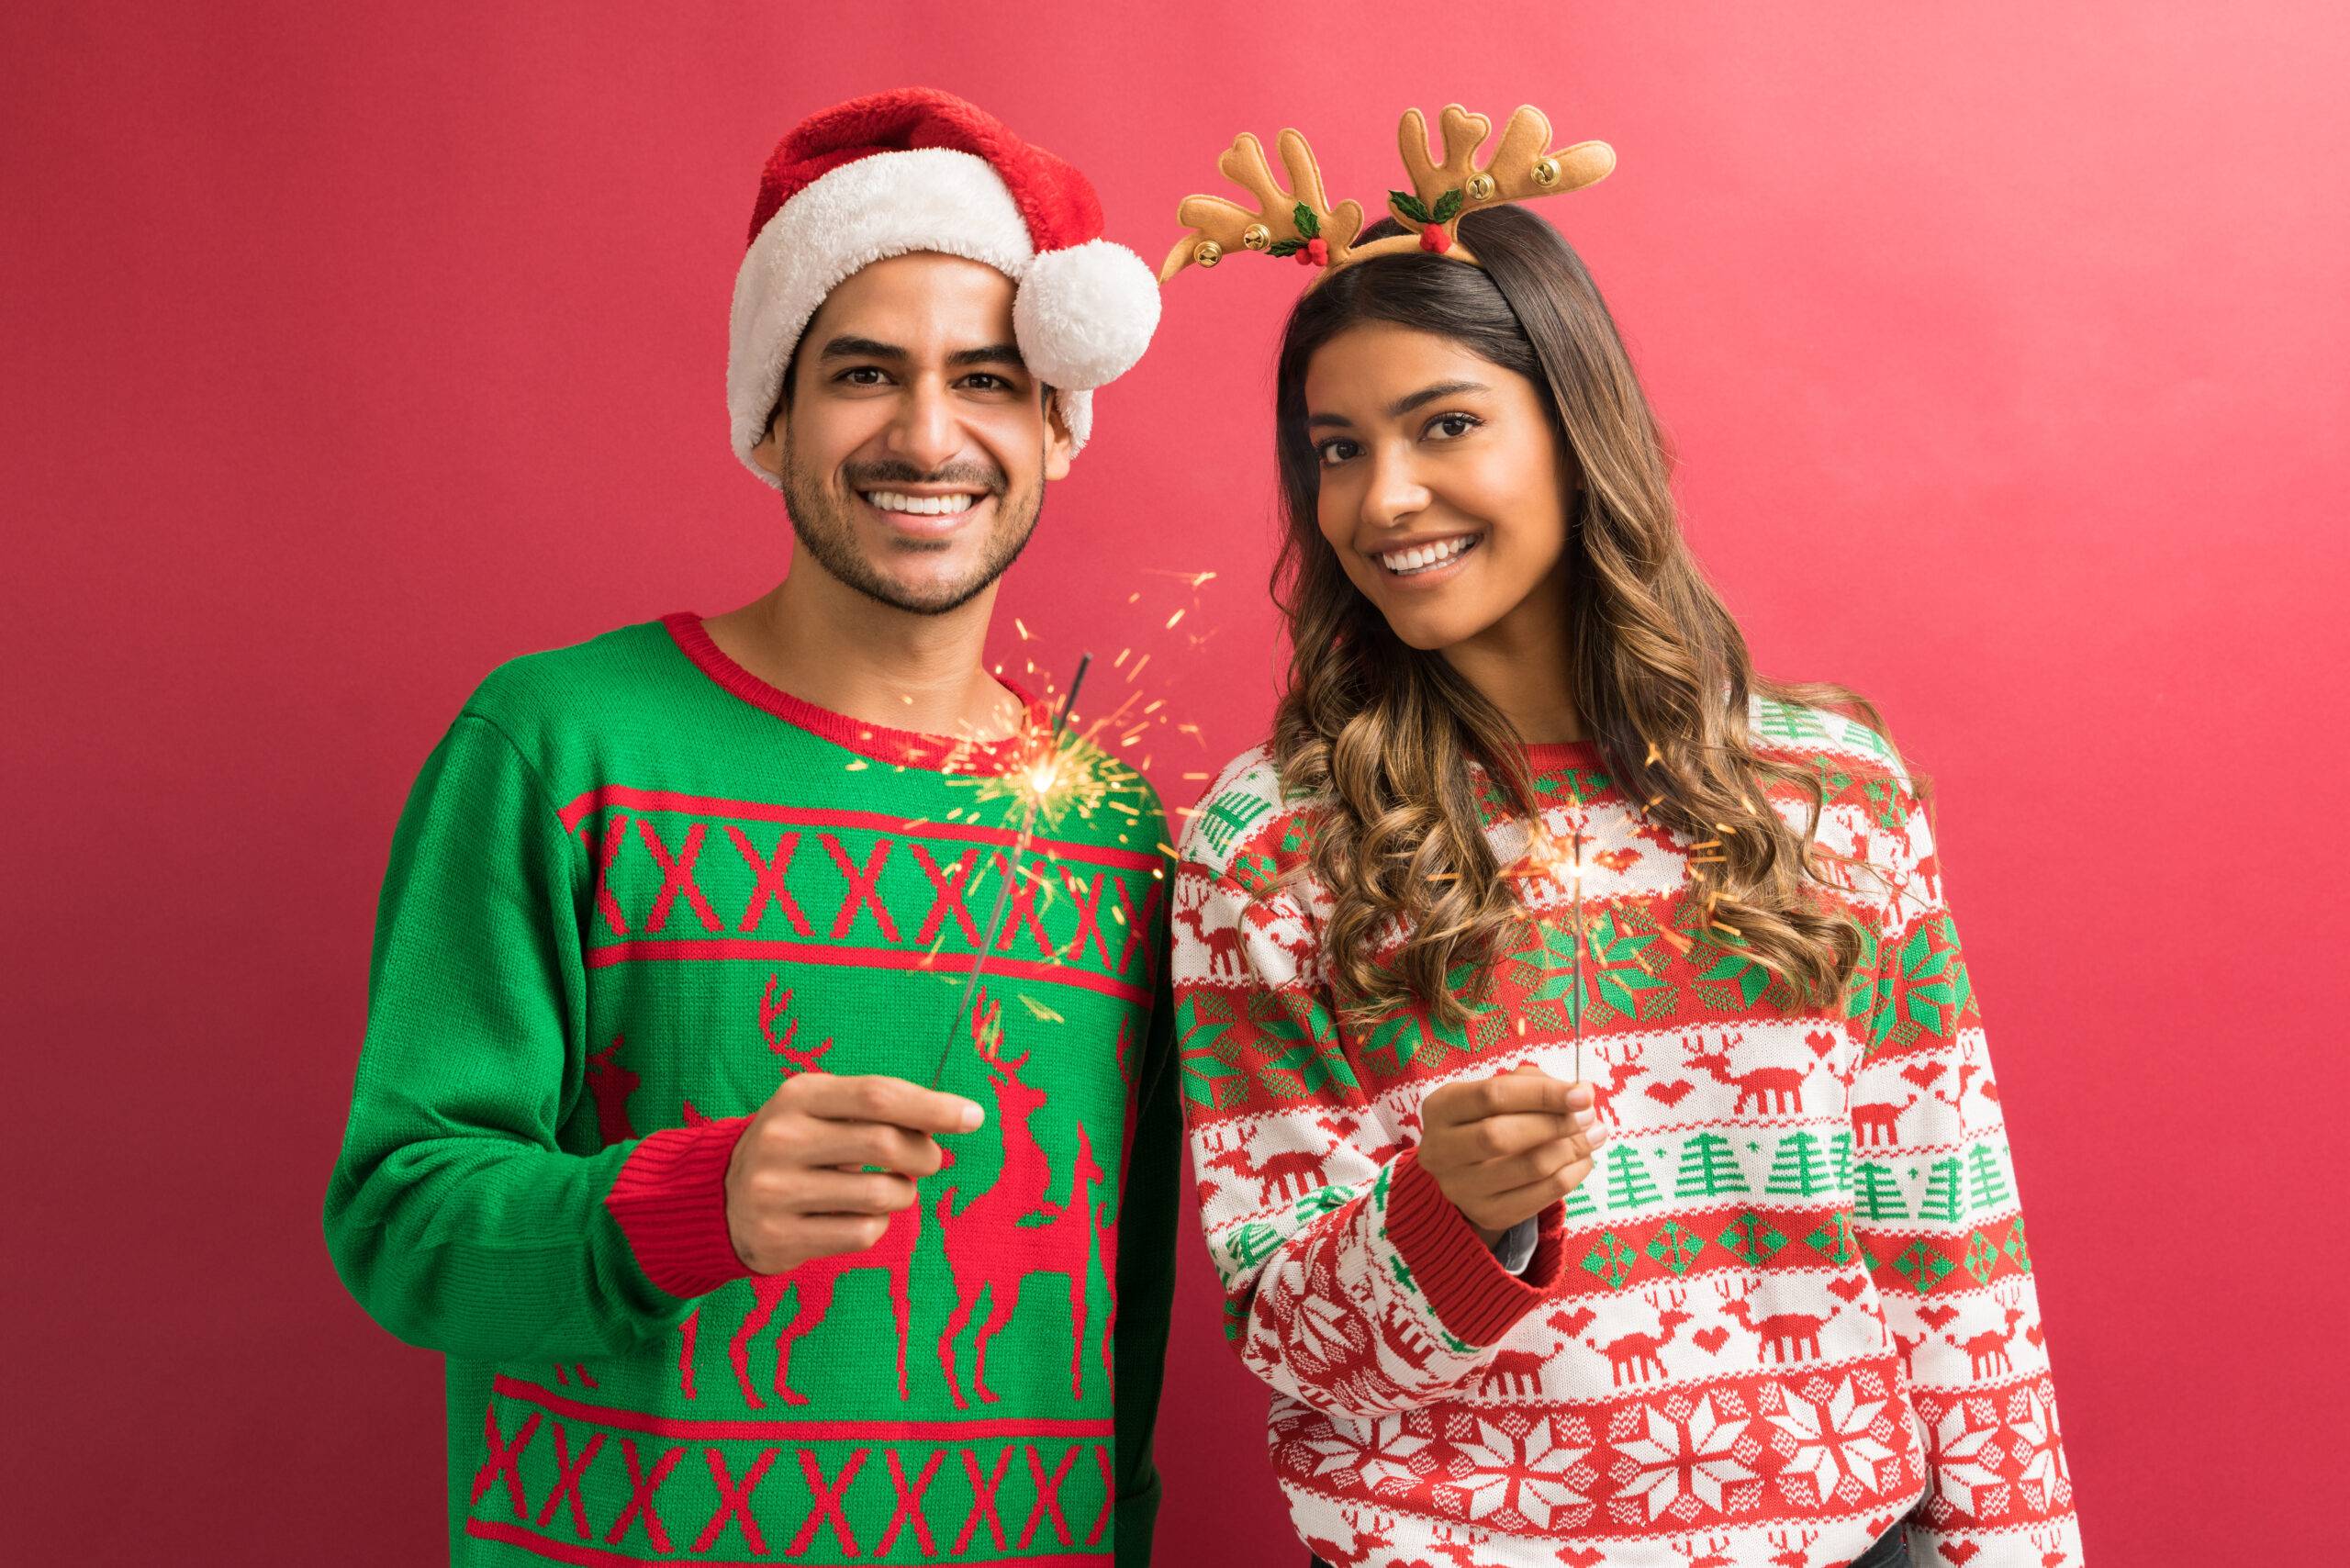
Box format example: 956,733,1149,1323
886,380,962,474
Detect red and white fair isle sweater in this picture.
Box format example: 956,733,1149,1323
1170,700,2080,1568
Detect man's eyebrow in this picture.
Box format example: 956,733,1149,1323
946,342,1026,370
818,335,907,362
1305,379,1492,430
815,337,1028,372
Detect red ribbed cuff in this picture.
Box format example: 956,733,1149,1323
604,1117,755,1299
1385,1150,1561,1347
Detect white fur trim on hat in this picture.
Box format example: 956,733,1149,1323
728,148,1036,486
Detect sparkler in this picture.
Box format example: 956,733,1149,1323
1521,814,1591,1087
928,652,1092,1089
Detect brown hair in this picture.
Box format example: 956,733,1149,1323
1270,206,1915,1026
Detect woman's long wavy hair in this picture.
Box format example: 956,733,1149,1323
1270,206,1916,1027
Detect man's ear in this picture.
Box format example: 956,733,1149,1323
749,402,787,478
1041,386,1075,484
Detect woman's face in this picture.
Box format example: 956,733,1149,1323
1303,321,1576,653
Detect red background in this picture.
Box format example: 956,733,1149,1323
7,3,2344,1562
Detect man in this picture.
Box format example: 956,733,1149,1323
325,88,1178,1566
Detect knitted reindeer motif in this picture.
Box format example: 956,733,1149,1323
1587,1040,1649,1126
584,1036,640,1147
934,988,1106,1407
1173,896,1250,981
1850,1092,1919,1148
1685,1030,1812,1114
1203,1127,1329,1205
1716,1278,1836,1363
1586,1284,1694,1385
1948,1280,2031,1377
704,977,924,1410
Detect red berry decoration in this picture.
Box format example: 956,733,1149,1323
1419,224,1453,255
1294,236,1329,267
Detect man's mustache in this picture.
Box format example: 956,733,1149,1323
840,462,1006,494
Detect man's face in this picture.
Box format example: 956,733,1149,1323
751,252,1074,616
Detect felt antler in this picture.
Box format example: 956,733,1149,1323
1377,104,1617,263
1157,129,1367,283
1161,102,1614,286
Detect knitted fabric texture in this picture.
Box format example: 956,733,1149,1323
326,614,1181,1566
1172,700,2081,1568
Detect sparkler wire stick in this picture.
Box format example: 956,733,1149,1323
929,652,1092,1088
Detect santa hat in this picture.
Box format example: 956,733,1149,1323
728,87,1160,486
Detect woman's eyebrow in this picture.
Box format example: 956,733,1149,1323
1306,379,1491,430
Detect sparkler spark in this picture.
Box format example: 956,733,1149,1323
930,653,1091,1089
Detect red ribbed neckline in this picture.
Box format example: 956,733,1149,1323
1519,738,1607,769
661,611,1048,776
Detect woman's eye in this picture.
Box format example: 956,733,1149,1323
1429,413,1480,441
1316,439,1359,466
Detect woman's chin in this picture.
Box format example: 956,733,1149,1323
1381,610,1479,654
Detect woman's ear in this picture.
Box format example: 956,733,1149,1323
1041,388,1075,483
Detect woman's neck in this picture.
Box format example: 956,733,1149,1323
1438,574,1584,745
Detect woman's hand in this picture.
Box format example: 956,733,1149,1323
1417,1064,1607,1247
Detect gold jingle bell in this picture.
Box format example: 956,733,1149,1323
1531,156,1561,187
1465,173,1496,202
1194,240,1225,268
1240,223,1272,252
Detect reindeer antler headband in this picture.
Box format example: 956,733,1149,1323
1158,103,1614,287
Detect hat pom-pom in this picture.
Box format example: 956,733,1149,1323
1014,240,1160,390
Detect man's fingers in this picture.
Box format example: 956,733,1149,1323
781,1169,920,1216
785,1213,894,1260
797,1120,945,1179
783,1073,984,1136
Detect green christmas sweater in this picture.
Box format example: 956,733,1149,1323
325,613,1181,1567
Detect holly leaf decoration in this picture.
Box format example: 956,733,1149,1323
1388,189,1432,224
1292,201,1321,240
1431,187,1464,222
1267,239,1304,257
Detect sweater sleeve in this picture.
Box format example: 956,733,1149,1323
1110,940,1181,1566
323,713,750,1362
1841,790,2084,1565
1172,792,1563,1420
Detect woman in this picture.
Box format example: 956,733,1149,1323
1166,111,2081,1568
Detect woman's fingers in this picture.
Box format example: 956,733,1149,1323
1459,1156,1597,1234
1459,1131,1606,1196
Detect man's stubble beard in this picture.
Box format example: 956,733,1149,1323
779,445,1044,617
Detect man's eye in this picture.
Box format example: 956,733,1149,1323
839,366,889,386
963,374,1011,391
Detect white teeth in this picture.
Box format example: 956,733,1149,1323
864,490,979,516
1377,536,1475,574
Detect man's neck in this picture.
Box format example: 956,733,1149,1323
703,562,1021,743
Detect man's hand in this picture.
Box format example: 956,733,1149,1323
1417,1064,1607,1247
724,1074,984,1274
